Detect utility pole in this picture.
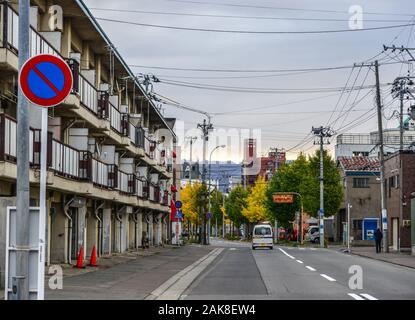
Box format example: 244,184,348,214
14,0,30,300
312,126,333,248
185,136,197,185
375,60,389,253
197,119,213,245
347,203,352,252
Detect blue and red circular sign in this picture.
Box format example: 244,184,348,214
19,54,73,108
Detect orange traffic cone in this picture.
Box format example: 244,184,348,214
89,245,98,267
74,246,85,269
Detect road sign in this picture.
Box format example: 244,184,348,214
272,194,294,203
207,212,212,220
19,54,73,108
175,200,182,209
175,209,183,220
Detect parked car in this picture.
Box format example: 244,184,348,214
252,223,273,250
306,226,320,243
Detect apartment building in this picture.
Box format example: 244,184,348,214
336,156,381,245
335,129,415,159
384,150,415,253
0,0,177,287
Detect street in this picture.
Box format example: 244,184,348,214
46,240,415,300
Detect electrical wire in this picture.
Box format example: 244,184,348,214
95,17,415,35
161,0,415,17
89,7,412,23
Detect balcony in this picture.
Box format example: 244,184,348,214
0,114,155,201
149,184,160,203
1,3,61,69
0,114,40,165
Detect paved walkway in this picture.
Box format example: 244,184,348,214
329,245,415,269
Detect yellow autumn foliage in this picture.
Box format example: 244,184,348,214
242,176,271,223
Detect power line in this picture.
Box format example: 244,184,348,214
161,0,415,17
89,7,412,23
128,61,402,73
95,17,415,35
159,78,382,94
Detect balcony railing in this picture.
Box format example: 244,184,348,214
1,3,60,57
0,114,38,165
118,170,135,194
135,177,147,199
79,74,98,114
51,139,81,179
149,184,160,203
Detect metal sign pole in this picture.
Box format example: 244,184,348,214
38,108,48,300
15,0,31,300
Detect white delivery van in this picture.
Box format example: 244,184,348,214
252,223,273,250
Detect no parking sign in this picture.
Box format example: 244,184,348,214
19,54,73,107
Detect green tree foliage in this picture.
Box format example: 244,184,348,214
267,151,343,226
225,185,249,228
210,189,224,224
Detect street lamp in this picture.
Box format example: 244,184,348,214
207,145,226,244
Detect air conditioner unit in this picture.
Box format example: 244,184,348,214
120,105,128,114
99,83,110,92
69,197,86,208
129,114,142,126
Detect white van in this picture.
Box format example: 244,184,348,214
252,223,273,250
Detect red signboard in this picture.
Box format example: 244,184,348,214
273,194,294,203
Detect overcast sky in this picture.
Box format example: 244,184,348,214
84,0,415,162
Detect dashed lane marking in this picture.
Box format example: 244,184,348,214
360,293,378,300
296,260,304,264
348,293,365,300
320,274,336,282
278,248,295,259
306,266,316,271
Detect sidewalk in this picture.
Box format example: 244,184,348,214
1,244,185,300
331,245,415,269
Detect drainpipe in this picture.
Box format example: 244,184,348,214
116,205,125,253
94,201,105,256
63,197,75,264
133,209,140,249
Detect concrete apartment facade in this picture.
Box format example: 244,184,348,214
337,157,381,245
384,151,415,253
335,129,415,159
0,0,177,288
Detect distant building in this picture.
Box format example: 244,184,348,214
336,156,382,245
384,150,415,253
335,129,415,159
241,139,285,187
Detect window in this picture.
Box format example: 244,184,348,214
254,226,271,236
352,151,369,157
353,178,369,188
352,219,363,240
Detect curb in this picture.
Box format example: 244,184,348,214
346,251,415,270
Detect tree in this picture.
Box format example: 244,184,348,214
267,151,343,227
180,183,208,225
225,185,249,229
242,176,271,224
210,189,224,225
307,150,343,217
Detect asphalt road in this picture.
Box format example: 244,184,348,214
182,239,415,300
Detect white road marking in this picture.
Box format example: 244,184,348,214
320,274,336,282
298,248,305,250
348,293,365,300
145,248,224,300
278,248,296,259
306,266,316,271
361,293,378,300
229,248,236,251
310,248,317,251
296,260,303,264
